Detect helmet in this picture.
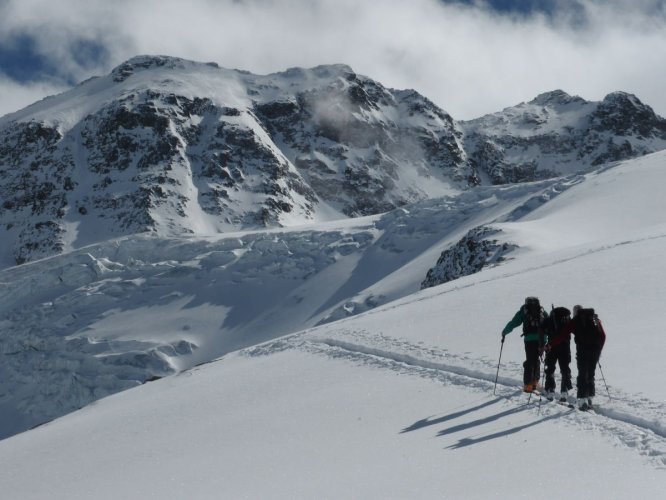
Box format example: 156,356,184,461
572,305,582,317
525,296,539,305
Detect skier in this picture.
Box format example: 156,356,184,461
501,296,548,393
546,305,606,410
541,306,573,402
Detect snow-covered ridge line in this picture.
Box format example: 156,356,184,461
2,55,666,266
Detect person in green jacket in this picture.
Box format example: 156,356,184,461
502,296,548,393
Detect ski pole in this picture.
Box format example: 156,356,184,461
537,353,546,414
598,362,611,401
493,335,505,395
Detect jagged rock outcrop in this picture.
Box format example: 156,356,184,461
421,226,516,289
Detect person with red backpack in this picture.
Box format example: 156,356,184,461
542,306,573,402
546,305,606,410
501,296,548,393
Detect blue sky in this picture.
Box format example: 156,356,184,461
444,0,560,16
0,33,53,83
0,0,665,119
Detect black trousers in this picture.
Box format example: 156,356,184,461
576,346,601,399
544,343,572,393
523,341,541,386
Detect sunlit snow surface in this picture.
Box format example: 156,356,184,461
1,151,666,497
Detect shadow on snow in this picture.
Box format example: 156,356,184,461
401,391,573,449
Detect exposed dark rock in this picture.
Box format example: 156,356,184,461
421,226,516,289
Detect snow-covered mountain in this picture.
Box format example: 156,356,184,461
2,56,666,267
0,55,469,267
1,55,666,497
461,89,666,184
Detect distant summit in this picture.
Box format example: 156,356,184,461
529,89,587,106
461,89,666,184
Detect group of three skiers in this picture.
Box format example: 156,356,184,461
501,296,606,411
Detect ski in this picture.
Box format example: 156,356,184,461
554,394,575,408
524,389,577,409
574,398,599,411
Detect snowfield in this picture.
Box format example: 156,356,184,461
1,151,666,498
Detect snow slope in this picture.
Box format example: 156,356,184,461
0,176,562,439
1,151,666,497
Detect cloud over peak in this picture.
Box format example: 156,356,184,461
0,0,664,120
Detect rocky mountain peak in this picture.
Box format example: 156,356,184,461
277,63,355,81
461,89,666,185
0,56,470,267
528,89,586,107
1,55,666,267
591,91,666,137
111,55,220,83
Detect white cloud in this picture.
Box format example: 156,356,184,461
0,0,665,119
0,75,68,118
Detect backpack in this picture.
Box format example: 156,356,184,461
522,297,543,337
548,306,571,338
576,308,603,346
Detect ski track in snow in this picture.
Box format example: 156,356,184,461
242,330,666,470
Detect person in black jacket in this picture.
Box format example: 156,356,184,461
546,305,606,410
542,306,573,402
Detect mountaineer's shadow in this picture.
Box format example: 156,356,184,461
436,405,530,438
400,390,522,434
401,390,572,449
445,410,568,449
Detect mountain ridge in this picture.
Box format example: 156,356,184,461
1,55,665,266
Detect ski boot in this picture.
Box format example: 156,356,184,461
578,398,590,411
